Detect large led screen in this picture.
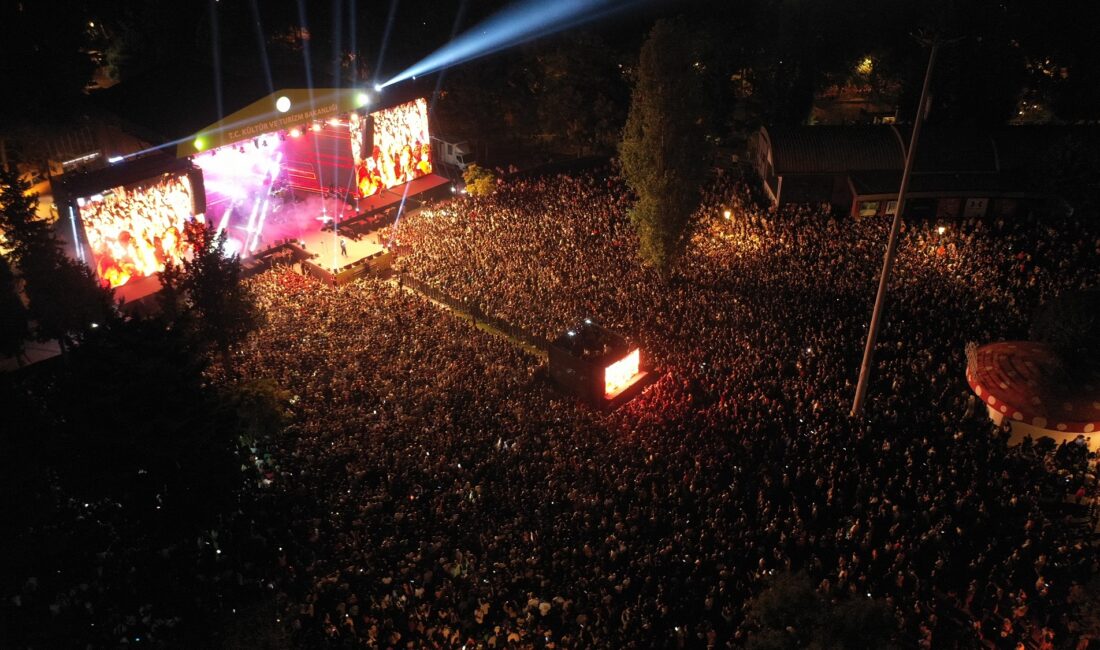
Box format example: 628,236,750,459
355,98,432,198
77,173,198,288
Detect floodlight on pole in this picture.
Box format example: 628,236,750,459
850,37,943,417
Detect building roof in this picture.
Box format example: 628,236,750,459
762,124,1100,177
966,341,1100,434
763,126,904,174
904,127,999,174
551,322,631,364
53,153,194,204
848,170,1034,198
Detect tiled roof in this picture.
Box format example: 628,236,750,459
764,126,904,174
764,125,1100,176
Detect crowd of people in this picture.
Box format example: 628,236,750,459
228,167,1099,648
7,165,1098,648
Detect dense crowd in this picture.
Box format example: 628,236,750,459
7,166,1098,648
229,167,1099,648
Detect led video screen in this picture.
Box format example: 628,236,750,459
77,173,198,288
355,98,432,198
604,348,641,397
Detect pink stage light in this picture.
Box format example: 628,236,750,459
310,123,322,133
604,349,641,398
289,128,302,138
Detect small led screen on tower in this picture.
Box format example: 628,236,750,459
356,98,432,198
76,173,198,289
604,348,641,398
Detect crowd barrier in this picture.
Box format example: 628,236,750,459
399,274,549,352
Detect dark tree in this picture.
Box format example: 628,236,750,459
747,572,898,649
0,167,114,351
0,254,29,362
0,167,52,268
619,17,709,275
43,316,242,530
0,2,94,124
1031,136,1100,216
1030,290,1100,383
528,32,628,155
746,572,828,650
21,253,116,351
436,52,536,151
819,597,899,650
160,220,259,369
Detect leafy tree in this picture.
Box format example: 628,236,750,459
462,164,497,197
21,252,116,351
528,32,628,155
159,220,259,369
0,254,29,362
0,166,114,352
0,1,94,125
747,572,828,650
819,597,899,650
47,316,242,531
619,17,710,275
221,378,290,447
0,167,52,268
1031,136,1100,216
747,572,899,649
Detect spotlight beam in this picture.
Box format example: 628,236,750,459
428,0,469,111
380,0,641,88
375,0,401,85
209,0,225,120
385,178,415,250
248,0,275,94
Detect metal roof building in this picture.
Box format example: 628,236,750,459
748,125,1097,218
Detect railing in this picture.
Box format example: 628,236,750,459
399,274,549,352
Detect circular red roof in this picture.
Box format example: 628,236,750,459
967,341,1100,434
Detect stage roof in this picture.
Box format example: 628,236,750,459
54,153,193,205
175,88,370,158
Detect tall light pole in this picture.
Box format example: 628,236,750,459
850,38,940,417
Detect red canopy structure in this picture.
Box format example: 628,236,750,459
966,341,1100,435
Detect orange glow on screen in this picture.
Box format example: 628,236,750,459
604,349,640,397
79,175,197,288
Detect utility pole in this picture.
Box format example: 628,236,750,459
850,38,940,417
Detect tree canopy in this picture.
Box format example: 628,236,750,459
0,254,29,361
619,17,710,275
0,167,115,350
1030,290,1100,383
159,220,260,368
462,164,497,197
747,572,898,650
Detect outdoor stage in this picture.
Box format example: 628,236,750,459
63,90,451,304
110,173,450,304
280,173,451,274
